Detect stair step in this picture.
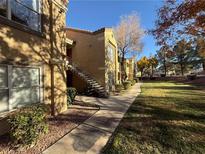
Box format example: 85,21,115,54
95,87,105,91
94,87,105,90
88,82,99,85
88,83,99,86
91,84,102,88
68,65,108,98
86,90,95,93
87,80,97,83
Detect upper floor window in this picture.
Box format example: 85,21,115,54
0,0,41,32
107,44,115,62
0,0,7,17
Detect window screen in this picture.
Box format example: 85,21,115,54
0,66,8,112
1,0,41,32
0,0,6,17
11,87,40,108
11,67,40,108
12,67,40,88
107,45,115,62
11,0,41,31
0,65,41,113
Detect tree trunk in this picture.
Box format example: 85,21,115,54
164,58,167,76
121,52,127,82
180,63,184,76
151,65,154,77
49,0,55,116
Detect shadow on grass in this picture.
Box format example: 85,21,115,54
143,80,205,91
103,102,205,154
102,82,205,154
143,83,202,91
127,100,205,123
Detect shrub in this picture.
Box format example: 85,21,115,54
130,80,136,86
67,87,77,104
115,84,124,92
134,78,140,83
7,104,49,146
160,74,166,77
150,76,156,80
123,81,131,89
138,77,143,81
187,74,197,80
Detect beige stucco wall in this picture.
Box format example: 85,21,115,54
66,28,119,92
117,61,122,84
0,0,68,118
124,57,135,80
128,59,135,80
104,29,119,91
66,29,105,90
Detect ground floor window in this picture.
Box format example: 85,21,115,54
0,0,41,32
108,71,115,92
0,65,42,113
0,0,7,17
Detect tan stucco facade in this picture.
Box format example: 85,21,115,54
124,57,135,80
66,28,120,92
0,0,68,118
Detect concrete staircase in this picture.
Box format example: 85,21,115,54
67,64,109,98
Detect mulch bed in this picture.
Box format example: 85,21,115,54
0,101,99,154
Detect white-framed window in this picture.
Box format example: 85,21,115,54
0,65,42,113
0,0,7,17
0,0,41,32
107,44,115,62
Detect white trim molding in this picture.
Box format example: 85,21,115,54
65,38,74,45
52,0,68,12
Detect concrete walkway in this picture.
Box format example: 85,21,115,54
43,83,142,154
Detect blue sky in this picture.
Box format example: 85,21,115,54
66,0,163,60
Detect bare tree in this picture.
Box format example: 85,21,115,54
114,12,144,81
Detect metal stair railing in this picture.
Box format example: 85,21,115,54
65,57,108,97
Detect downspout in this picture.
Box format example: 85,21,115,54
49,0,55,116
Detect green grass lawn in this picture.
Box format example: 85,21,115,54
102,81,205,154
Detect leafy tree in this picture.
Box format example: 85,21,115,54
151,0,205,75
171,39,193,75
169,39,204,75
152,0,205,47
156,46,173,76
114,12,144,81
137,56,149,77
149,56,158,77
196,38,205,70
